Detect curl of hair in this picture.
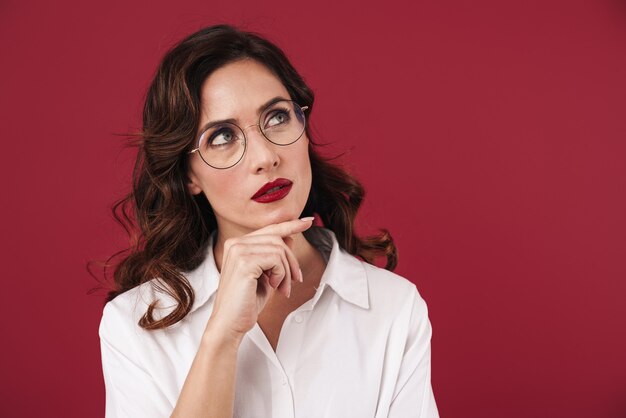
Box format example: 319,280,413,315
92,24,397,330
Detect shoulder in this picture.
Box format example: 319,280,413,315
361,261,424,303
359,260,434,360
359,260,431,324
361,261,418,294
99,279,176,341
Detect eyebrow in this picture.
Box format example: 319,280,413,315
197,95,289,134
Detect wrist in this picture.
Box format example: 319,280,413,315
203,317,245,349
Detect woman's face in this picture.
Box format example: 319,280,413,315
186,59,312,238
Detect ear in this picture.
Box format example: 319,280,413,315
186,171,203,195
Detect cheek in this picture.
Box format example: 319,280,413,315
292,135,311,165
301,142,312,176
294,144,312,192
197,168,247,209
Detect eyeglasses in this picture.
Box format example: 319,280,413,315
188,99,309,169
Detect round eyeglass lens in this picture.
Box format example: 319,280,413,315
198,122,246,169
261,100,306,145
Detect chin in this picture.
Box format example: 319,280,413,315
258,205,303,226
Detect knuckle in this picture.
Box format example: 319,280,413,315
271,252,283,263
271,243,285,252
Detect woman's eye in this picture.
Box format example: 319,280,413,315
208,129,235,147
266,110,290,128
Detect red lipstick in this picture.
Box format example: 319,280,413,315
252,178,293,203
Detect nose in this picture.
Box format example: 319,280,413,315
242,124,279,172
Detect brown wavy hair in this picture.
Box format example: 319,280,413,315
94,24,397,330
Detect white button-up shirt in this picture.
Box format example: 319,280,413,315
99,227,439,417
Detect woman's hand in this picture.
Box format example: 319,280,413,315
206,217,314,341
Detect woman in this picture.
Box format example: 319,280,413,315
99,24,439,418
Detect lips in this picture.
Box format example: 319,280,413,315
252,178,293,199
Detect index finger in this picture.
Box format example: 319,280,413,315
248,217,315,238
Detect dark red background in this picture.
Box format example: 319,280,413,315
1,0,625,417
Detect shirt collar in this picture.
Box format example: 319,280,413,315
181,226,370,316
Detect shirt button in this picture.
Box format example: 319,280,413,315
282,379,287,385
294,315,303,324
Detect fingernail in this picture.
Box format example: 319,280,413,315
287,288,291,298
298,268,304,282
300,216,315,222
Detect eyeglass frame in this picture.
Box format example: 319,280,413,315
188,100,309,170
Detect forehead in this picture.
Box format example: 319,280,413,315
199,59,290,121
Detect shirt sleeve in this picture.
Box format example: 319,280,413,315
387,287,440,418
99,301,173,418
